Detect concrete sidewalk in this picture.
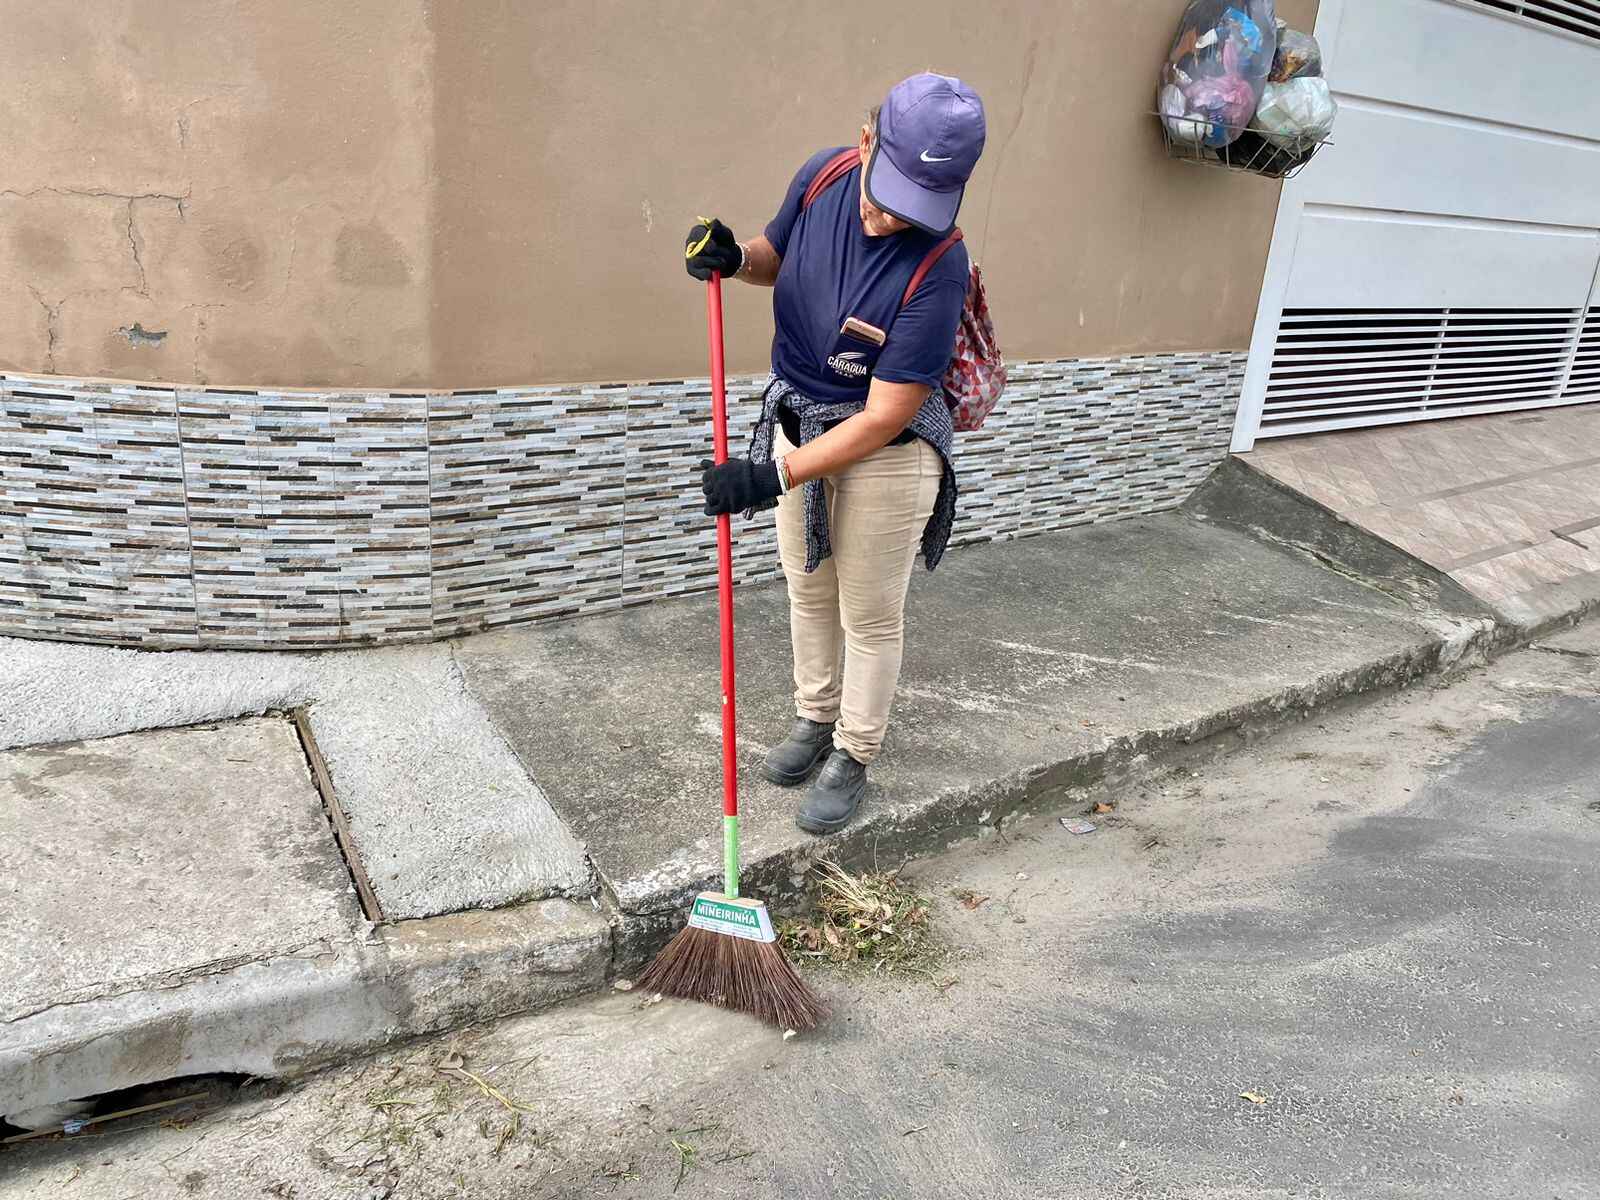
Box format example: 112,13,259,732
4,624,1593,1198
454,509,1493,930
0,462,1570,1126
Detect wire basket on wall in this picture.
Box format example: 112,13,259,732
1154,114,1329,180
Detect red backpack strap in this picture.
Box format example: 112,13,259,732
802,148,863,209
902,228,965,306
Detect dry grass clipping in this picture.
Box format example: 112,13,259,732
780,861,941,974
338,1052,545,1169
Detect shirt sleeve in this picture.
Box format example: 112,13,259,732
764,147,851,259
873,247,969,389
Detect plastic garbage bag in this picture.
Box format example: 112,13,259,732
1184,73,1261,146
1160,83,1208,146
1270,28,1323,81
1160,0,1279,148
1252,76,1337,149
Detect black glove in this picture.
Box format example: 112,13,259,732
685,218,742,282
700,457,781,516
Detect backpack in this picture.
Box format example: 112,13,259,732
801,148,1006,432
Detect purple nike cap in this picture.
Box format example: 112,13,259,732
865,72,987,237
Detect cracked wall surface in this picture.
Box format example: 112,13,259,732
0,1,433,388
1,1,1313,390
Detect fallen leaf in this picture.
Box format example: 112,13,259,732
1094,802,1115,814
959,892,990,910
1240,1091,1270,1106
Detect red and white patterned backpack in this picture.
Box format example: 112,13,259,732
902,232,1005,432
803,149,1007,432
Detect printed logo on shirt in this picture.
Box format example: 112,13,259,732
826,350,870,379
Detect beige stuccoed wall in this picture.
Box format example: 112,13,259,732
433,0,1319,387
1,0,1315,389
0,0,435,388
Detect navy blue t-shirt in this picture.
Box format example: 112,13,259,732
765,147,969,405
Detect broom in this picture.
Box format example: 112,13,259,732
634,251,825,1032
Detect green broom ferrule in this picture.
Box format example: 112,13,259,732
723,814,740,899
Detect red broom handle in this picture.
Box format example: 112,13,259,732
707,274,739,825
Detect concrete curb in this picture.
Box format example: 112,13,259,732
0,901,610,1119
606,613,1499,972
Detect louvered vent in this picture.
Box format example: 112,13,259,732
1470,0,1600,42
1571,308,1600,397
1260,308,1593,437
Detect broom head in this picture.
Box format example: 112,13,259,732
635,892,825,1032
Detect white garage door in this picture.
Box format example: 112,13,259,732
1232,0,1600,450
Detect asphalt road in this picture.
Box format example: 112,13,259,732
2,627,1595,1199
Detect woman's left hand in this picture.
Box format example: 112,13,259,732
700,457,782,516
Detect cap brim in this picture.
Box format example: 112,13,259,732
864,141,963,238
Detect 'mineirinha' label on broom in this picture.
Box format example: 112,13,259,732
688,893,777,943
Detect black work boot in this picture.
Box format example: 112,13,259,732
762,717,837,787
796,749,868,834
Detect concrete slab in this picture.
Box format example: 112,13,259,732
455,512,1482,917
300,646,594,920
0,640,594,921
0,637,324,752
0,718,356,1023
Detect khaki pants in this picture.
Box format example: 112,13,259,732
774,430,941,764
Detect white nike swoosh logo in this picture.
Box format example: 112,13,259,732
920,150,954,163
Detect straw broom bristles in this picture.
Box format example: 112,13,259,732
636,924,825,1032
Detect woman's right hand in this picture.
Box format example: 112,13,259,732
685,218,743,281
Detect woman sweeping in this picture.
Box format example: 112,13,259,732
685,72,987,834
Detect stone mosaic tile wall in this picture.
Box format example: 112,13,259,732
179,390,433,647
0,352,1244,649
